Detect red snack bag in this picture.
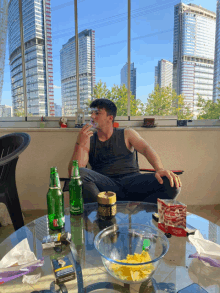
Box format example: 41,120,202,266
157,199,187,237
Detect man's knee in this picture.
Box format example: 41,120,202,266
162,177,181,200
79,167,89,178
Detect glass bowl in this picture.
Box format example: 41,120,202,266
94,223,169,284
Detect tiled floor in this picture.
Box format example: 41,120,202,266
0,209,47,244
0,205,219,293
186,204,220,225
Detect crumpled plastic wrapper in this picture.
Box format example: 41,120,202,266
0,238,44,284
22,273,41,284
188,230,220,267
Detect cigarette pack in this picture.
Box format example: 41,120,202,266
157,199,193,237
52,256,75,285
42,232,71,249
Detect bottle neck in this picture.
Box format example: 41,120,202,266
72,161,80,178
49,173,61,189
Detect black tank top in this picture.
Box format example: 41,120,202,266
89,128,140,177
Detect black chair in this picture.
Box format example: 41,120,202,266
0,132,31,231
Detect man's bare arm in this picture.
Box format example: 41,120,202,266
126,128,164,172
127,128,182,188
68,124,93,178
68,143,89,178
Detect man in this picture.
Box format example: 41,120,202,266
68,99,182,204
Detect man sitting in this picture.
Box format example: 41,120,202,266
68,99,181,204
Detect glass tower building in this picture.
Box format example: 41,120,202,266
173,3,216,117
8,0,55,116
60,29,96,116
0,0,8,105
213,1,220,102
155,59,173,88
121,62,136,100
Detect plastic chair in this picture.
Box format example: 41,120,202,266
60,123,183,192
0,133,31,231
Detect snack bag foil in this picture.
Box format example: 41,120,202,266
157,199,187,237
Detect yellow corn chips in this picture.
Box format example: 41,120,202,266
111,250,154,282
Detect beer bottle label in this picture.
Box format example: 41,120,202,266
53,217,65,227
53,219,58,227
70,206,81,213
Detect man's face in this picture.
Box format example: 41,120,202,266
90,107,113,128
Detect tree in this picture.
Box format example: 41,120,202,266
86,80,144,116
109,83,144,116
92,80,111,99
144,85,193,120
196,95,220,119
14,109,33,117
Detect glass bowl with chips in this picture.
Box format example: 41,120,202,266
94,223,169,284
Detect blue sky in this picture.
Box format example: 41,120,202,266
1,0,217,107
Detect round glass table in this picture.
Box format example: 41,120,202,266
0,201,220,293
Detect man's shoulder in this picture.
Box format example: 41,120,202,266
123,127,135,140
124,127,135,135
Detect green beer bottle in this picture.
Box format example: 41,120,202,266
69,160,84,215
47,167,65,230
70,215,84,247
70,215,85,264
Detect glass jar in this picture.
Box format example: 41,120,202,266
97,191,117,220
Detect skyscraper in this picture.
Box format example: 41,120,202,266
213,1,220,102
0,0,8,104
8,0,55,116
54,103,62,116
155,59,173,88
121,62,136,99
60,29,95,116
0,105,12,117
173,3,216,117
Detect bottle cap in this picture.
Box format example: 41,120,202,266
97,191,116,205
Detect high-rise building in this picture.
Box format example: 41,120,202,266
121,62,136,99
155,59,173,88
8,0,55,116
60,29,95,116
214,1,220,102
0,105,12,117
173,3,216,117
0,0,8,104
54,103,62,116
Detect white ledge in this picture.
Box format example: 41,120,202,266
0,127,220,132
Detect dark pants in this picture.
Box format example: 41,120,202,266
79,168,181,204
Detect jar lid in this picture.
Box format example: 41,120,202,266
97,191,116,205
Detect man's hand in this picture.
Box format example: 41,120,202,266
76,123,93,146
155,169,182,188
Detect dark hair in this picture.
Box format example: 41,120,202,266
90,98,117,123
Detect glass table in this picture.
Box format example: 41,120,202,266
0,201,220,293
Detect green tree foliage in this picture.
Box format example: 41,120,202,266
92,80,111,99
145,85,193,120
196,95,220,119
86,81,193,119
14,109,33,117
87,80,144,116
